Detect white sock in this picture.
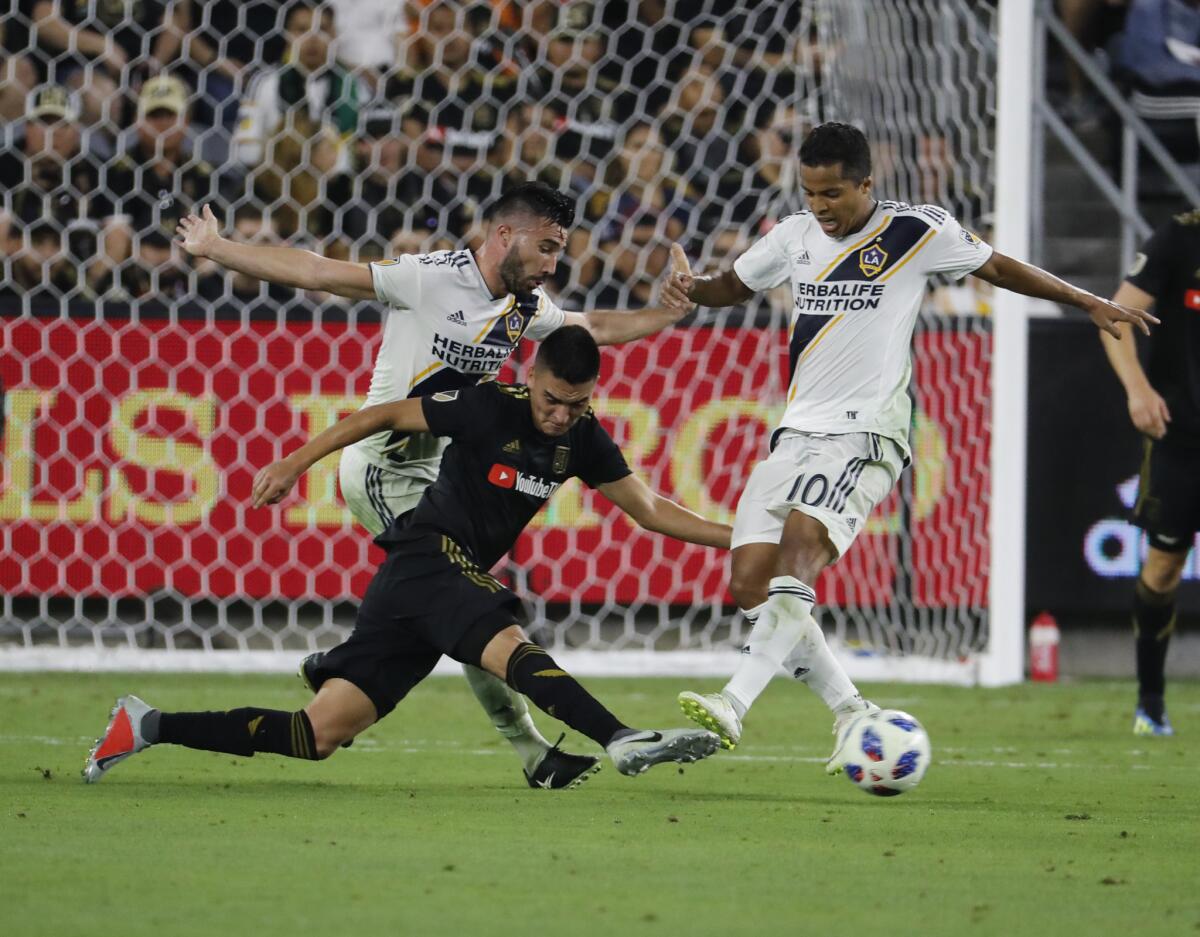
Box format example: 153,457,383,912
723,578,818,717
461,663,549,770
779,609,862,714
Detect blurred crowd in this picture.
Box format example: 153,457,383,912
0,0,814,310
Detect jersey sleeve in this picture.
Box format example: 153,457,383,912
732,215,799,291
920,212,994,280
369,254,422,310
524,288,567,340
1126,221,1173,298
419,384,493,441
576,417,633,489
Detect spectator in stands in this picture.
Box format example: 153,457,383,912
235,1,364,243
234,1,363,173
0,19,37,122
0,220,78,301
658,65,741,206
28,0,188,127
103,76,225,298
334,107,413,259
533,2,631,187
329,0,407,89
587,121,696,306
1114,0,1200,101
195,206,296,312
171,1,292,163
601,0,691,116
0,85,119,293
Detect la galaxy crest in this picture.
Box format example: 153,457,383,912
858,241,888,278
505,309,526,343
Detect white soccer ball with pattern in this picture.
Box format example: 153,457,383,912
842,709,932,797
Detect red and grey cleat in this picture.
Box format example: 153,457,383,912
82,695,155,783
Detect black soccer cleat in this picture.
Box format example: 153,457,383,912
525,735,602,790
298,651,354,748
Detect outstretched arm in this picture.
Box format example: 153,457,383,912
597,474,731,549
177,205,377,300
252,399,429,506
1099,281,1170,439
971,251,1159,338
565,246,699,344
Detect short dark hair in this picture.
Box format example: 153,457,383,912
534,325,601,385
799,122,872,184
488,181,575,228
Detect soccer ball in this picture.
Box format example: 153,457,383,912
842,709,931,797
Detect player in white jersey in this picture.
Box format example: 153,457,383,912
668,122,1159,770
176,182,695,789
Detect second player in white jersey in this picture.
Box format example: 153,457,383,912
341,250,568,524
734,201,992,456
668,122,1158,765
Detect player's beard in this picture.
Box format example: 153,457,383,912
498,245,534,295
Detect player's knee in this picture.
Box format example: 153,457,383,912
1142,547,1187,593
729,575,767,611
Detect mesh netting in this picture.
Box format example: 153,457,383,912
0,0,997,674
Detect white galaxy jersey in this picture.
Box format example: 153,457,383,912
734,200,993,456
349,249,566,479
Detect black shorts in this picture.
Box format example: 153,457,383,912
312,531,522,718
1131,437,1200,552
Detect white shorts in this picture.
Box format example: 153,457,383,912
338,444,436,536
731,431,905,557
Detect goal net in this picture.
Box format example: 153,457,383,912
0,0,1012,683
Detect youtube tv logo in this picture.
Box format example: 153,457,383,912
488,463,516,489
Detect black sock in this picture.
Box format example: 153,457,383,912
505,642,627,747
1133,579,1176,720
156,708,319,760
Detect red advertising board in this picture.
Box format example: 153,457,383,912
0,314,988,607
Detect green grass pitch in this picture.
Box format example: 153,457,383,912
2,673,1197,936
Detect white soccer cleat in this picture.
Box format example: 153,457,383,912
677,690,742,750
82,695,155,783
606,728,721,777
825,700,881,775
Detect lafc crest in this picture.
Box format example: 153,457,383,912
553,446,570,475
858,242,888,278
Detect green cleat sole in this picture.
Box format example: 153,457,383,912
678,697,738,750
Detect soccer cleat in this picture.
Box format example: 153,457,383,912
524,735,602,790
606,728,720,777
299,652,354,748
82,695,155,783
677,690,742,750
1133,707,1175,737
825,700,881,775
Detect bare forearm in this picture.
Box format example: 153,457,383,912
206,238,327,290
979,254,1091,308
688,268,755,308
639,496,731,549
586,307,680,345
285,405,397,473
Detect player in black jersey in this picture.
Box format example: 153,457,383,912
84,328,728,783
1101,208,1200,736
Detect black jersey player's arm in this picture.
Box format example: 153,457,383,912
251,399,429,507
176,205,377,301
597,474,731,549
564,246,702,344
970,251,1159,339
1099,281,1171,440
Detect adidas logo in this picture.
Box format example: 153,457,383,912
447,310,466,324
502,439,521,453
795,250,811,264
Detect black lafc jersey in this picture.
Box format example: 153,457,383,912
376,383,632,568
1127,209,1200,441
